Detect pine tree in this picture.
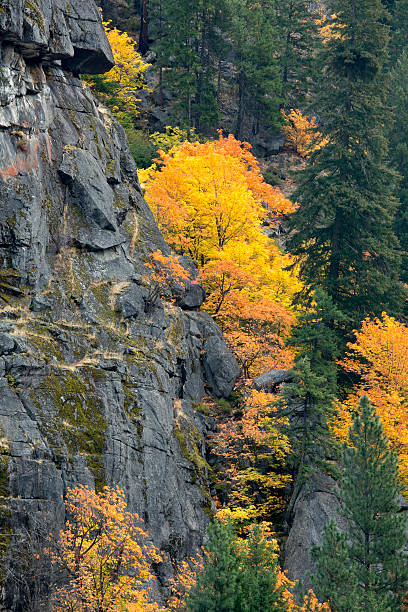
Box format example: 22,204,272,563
284,289,346,472
186,522,289,612
389,50,408,287
287,0,405,334
236,525,289,612
186,520,239,612
311,521,359,612
153,0,225,131
312,396,408,611
277,0,320,106
388,0,408,64
226,0,282,138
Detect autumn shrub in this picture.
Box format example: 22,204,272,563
211,389,292,526
143,250,191,310
281,109,327,158
49,485,162,612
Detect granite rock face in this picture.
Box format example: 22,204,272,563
0,2,239,608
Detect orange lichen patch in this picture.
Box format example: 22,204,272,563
0,141,40,181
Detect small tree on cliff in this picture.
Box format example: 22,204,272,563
312,396,408,611
49,485,162,612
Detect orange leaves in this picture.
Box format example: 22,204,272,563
50,485,162,612
143,133,299,378
281,109,328,158
144,250,191,308
167,557,203,612
211,389,291,526
332,314,408,493
280,575,331,612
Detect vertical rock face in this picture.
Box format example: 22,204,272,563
0,2,239,608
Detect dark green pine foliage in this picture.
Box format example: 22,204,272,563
186,522,289,612
276,0,320,106
236,525,289,612
388,0,408,64
185,520,240,612
284,289,347,472
312,396,408,611
311,521,359,612
389,50,408,287
153,0,224,131
226,0,282,139
287,0,405,334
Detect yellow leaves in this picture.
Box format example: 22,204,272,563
332,314,408,495
281,109,328,158
316,13,346,43
143,132,300,378
50,485,162,612
92,12,150,116
211,389,291,525
144,133,295,264
167,557,203,612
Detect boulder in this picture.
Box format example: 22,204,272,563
176,255,206,310
253,369,293,392
0,0,114,73
203,335,240,398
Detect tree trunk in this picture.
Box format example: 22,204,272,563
236,71,245,139
138,0,149,55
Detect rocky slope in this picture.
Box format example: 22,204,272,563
0,2,239,609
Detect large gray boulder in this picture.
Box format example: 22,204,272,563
203,335,240,398
284,471,347,585
253,368,293,391
0,0,114,73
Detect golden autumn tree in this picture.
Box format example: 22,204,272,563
331,314,408,492
86,13,149,118
144,133,300,377
144,133,295,263
49,485,162,612
212,389,292,527
281,109,327,158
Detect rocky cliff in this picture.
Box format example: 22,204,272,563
0,1,239,608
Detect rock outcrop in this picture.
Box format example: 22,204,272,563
0,2,239,608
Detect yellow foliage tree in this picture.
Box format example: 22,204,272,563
87,13,150,117
331,313,408,493
281,109,327,158
144,133,300,376
49,485,162,612
211,389,292,526
144,133,295,263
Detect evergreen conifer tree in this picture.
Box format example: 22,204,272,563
277,0,320,106
389,50,408,286
186,521,289,612
287,0,405,334
153,0,225,131
284,289,346,472
186,520,239,612
311,521,359,612
312,396,408,611
236,525,289,612
226,0,282,138
388,0,408,64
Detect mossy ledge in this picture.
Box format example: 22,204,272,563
32,368,107,491
174,419,214,517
